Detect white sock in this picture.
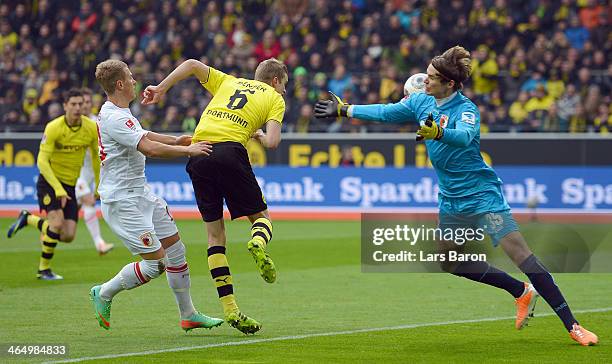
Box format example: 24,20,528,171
165,241,196,319
83,204,104,247
99,262,148,301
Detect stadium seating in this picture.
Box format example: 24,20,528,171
0,0,609,133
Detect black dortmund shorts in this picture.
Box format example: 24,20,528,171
36,175,79,222
186,142,267,222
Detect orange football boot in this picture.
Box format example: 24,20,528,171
570,323,599,346
515,283,539,330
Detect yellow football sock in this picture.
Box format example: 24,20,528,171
207,245,238,315
39,234,58,271
250,217,273,249
27,214,41,228
27,215,61,240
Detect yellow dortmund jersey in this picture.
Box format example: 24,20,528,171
38,115,100,195
193,67,286,146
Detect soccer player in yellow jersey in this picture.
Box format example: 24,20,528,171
7,88,101,280
142,58,288,334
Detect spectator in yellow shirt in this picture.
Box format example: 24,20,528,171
525,85,554,113
546,70,565,100
509,91,530,124
39,70,60,106
22,88,39,117
471,45,499,96
0,19,17,50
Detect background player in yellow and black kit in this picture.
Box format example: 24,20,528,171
142,58,287,334
7,88,100,280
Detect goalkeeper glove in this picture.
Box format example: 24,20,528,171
416,113,443,141
314,91,350,118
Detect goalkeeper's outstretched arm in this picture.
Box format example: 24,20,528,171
314,91,418,124
349,102,417,124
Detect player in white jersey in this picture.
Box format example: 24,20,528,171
89,59,223,332
76,88,114,255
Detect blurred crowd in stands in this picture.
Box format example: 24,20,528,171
0,0,610,133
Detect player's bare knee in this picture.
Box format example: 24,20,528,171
59,223,77,242
48,221,63,234
61,233,75,243
500,232,532,266
160,233,180,249
248,210,269,223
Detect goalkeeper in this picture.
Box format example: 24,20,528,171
314,45,598,347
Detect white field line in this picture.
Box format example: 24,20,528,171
45,306,612,363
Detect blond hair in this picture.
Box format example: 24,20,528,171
431,46,472,90
95,59,128,95
254,58,288,84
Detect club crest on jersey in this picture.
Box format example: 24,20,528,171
439,114,449,128
139,231,153,246
461,112,476,125
125,119,135,129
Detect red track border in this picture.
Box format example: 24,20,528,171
1,208,610,224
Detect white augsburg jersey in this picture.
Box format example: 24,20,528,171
97,101,148,203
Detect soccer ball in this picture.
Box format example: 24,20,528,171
404,73,427,96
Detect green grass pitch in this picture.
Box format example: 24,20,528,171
0,218,610,363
